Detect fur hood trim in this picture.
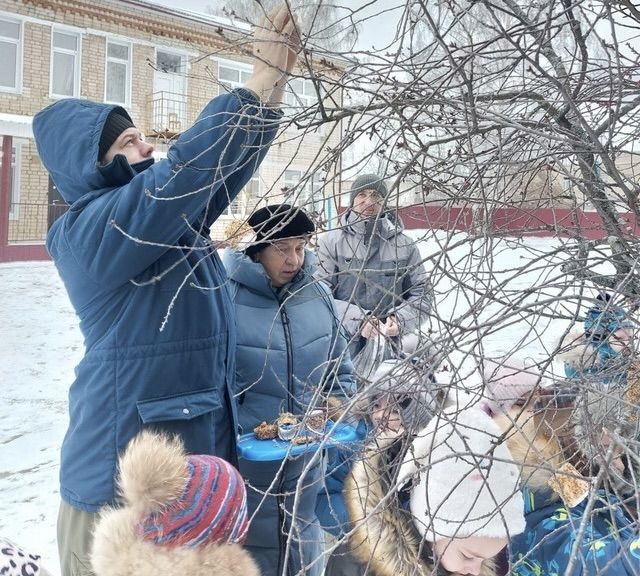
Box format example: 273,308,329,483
494,410,565,496
556,328,596,370
344,435,496,576
91,507,259,576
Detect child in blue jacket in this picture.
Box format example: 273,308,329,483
493,373,640,576
559,293,635,389
316,359,438,575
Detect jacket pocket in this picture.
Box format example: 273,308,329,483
379,257,410,297
136,388,221,454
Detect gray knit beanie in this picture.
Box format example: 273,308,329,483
349,174,388,206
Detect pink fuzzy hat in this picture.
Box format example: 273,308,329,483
481,358,546,416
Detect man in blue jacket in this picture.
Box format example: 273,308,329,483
32,6,300,575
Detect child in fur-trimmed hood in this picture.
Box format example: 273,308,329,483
343,405,525,576
558,293,635,391
490,370,640,576
317,359,439,576
90,431,258,576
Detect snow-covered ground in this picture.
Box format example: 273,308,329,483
0,261,82,573
0,232,603,573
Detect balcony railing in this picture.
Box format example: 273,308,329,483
146,91,208,138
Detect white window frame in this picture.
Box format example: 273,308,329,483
283,170,322,211
228,173,260,216
216,58,253,95
0,16,22,93
284,169,303,198
156,48,186,75
0,139,23,220
284,78,318,109
50,27,81,98
104,38,132,106
153,48,189,133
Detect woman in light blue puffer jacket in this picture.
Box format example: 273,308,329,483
223,204,355,576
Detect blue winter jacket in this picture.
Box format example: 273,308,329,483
315,421,368,538
223,248,356,576
559,327,629,390
511,488,640,575
33,90,280,512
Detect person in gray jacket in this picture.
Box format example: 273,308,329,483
223,204,355,576
315,174,433,356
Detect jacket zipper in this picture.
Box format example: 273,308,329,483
280,302,294,413
277,293,294,576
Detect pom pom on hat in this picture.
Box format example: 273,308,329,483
397,407,525,542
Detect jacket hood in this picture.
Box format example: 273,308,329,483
494,410,565,496
223,247,317,296
556,328,597,370
33,98,141,204
91,509,259,576
496,382,640,497
344,434,497,576
340,209,404,240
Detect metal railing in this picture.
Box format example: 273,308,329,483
146,91,208,136
6,202,67,243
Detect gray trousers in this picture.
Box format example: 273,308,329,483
57,501,99,576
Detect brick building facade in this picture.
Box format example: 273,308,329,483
0,0,344,260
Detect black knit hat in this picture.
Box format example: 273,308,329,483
98,108,135,161
349,173,388,205
245,204,315,258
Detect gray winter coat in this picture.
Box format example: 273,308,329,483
223,248,355,576
315,210,433,343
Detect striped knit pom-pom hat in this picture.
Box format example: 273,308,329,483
137,454,249,547
115,431,249,548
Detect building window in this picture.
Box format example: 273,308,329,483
218,61,253,94
0,18,22,92
284,78,318,109
229,174,260,216
0,139,22,220
105,40,131,105
283,170,322,213
153,50,187,132
51,29,81,97
157,50,183,74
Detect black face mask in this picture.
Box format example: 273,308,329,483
98,154,155,187
132,157,155,173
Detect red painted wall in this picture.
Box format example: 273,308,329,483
0,245,49,262
398,205,639,240
1,203,638,263
0,135,50,262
